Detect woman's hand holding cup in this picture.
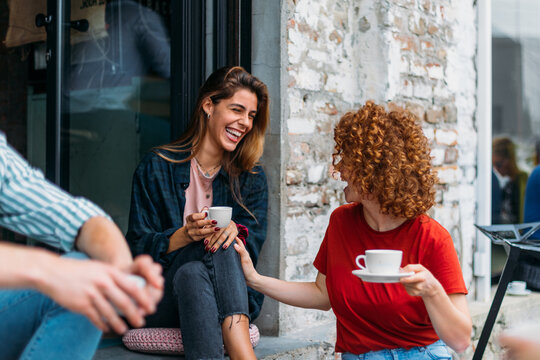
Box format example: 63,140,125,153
399,264,444,298
184,208,219,243
183,206,237,252
206,220,238,253
201,206,237,252
168,211,216,253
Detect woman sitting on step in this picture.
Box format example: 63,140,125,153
234,101,472,359
126,66,269,360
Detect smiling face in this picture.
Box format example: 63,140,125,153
202,89,258,154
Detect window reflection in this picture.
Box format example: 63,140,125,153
71,0,170,91
491,0,540,282
492,0,540,172
65,0,172,231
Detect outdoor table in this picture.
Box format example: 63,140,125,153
473,222,540,360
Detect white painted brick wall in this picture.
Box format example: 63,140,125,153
280,0,478,335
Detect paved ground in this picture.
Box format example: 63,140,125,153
94,323,336,360
94,288,540,359
94,336,332,360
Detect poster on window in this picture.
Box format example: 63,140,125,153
3,0,107,48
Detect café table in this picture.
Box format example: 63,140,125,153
473,221,540,360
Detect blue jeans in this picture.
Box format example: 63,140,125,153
145,241,249,360
0,252,102,360
341,340,451,360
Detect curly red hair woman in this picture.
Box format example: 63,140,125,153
333,100,436,219
234,101,472,359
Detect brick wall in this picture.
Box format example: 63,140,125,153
280,0,478,335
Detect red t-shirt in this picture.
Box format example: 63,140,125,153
313,203,468,354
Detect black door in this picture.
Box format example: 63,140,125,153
1,0,251,234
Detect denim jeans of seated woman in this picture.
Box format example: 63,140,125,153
145,240,249,360
341,340,451,360
0,252,102,360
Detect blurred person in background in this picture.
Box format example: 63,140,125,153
492,137,528,224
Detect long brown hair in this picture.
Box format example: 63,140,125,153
155,66,269,217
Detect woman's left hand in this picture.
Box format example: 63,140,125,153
399,264,444,298
206,220,238,253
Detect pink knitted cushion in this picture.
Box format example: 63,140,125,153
122,324,260,355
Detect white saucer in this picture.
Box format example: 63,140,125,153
352,269,414,283
507,289,531,296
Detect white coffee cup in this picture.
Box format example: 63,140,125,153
203,206,232,228
127,274,146,289
116,275,146,315
355,249,403,274
508,280,527,294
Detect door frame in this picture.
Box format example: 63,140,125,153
44,0,70,187
172,0,252,139
475,0,493,302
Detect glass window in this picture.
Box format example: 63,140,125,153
64,0,172,231
2,0,246,237
491,0,540,280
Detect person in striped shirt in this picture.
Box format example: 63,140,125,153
0,132,164,360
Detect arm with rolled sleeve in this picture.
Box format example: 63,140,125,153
0,135,135,268
0,134,164,333
0,135,107,251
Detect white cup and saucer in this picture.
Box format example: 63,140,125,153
352,249,414,283
506,280,531,296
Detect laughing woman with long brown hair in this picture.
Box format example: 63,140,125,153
126,66,269,359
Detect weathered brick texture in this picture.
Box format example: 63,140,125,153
282,0,477,335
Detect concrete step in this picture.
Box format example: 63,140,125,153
94,288,540,359
94,323,336,360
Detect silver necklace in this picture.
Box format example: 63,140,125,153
194,156,221,177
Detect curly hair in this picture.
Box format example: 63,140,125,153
333,101,437,219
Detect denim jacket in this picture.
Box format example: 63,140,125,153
126,150,268,319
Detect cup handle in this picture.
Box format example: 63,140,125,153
355,255,367,270
202,208,209,218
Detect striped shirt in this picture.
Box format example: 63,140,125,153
0,133,107,251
